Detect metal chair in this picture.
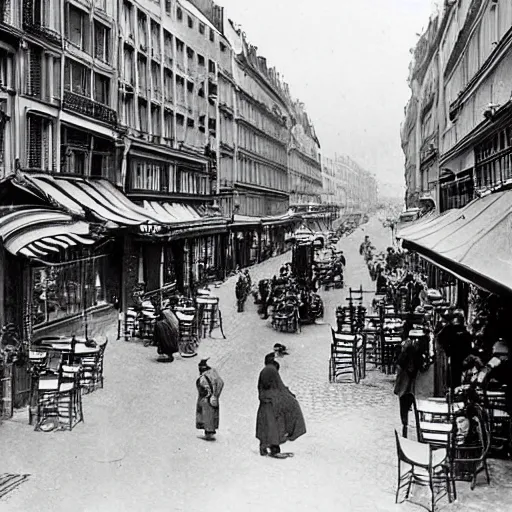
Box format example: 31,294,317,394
394,430,456,512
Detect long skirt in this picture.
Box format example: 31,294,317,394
256,401,283,446
196,397,219,432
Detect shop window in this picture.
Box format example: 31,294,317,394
61,126,91,174
131,159,166,191
31,256,109,327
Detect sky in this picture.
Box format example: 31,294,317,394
217,0,439,193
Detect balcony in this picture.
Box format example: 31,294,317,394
22,5,61,45
63,91,117,125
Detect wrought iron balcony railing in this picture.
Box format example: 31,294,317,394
63,91,117,126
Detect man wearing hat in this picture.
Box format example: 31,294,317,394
196,358,224,441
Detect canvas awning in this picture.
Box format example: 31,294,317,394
0,205,96,257
398,190,512,295
13,173,160,226
261,212,300,227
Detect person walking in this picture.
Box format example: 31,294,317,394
256,354,306,458
394,337,423,438
196,358,224,441
153,312,180,362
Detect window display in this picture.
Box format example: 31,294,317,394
32,256,108,327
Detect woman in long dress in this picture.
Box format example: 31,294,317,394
256,354,306,458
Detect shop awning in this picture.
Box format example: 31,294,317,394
0,205,96,257
142,200,223,226
398,190,512,295
261,212,300,227
13,173,160,227
230,215,262,228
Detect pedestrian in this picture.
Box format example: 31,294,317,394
153,312,180,362
394,337,423,438
256,353,306,458
235,274,246,312
196,358,224,441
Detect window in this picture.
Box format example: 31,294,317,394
151,20,160,57
94,0,107,11
0,49,14,90
164,31,173,66
176,75,185,104
164,69,173,101
165,0,172,15
94,73,110,105
27,45,43,97
208,60,216,74
151,104,161,136
123,46,134,84
121,95,135,127
32,257,110,327
176,113,185,141
26,114,54,170
220,42,226,53
64,58,90,96
209,28,214,42
66,3,89,52
177,7,182,21
30,0,60,31
131,159,164,191
138,99,148,132
176,39,185,70
123,1,134,38
197,54,205,67
188,16,193,29
199,23,205,35
151,62,161,99
164,109,173,142
138,12,148,51
137,55,148,95
94,21,110,63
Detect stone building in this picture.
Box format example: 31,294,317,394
402,0,512,212
286,99,322,208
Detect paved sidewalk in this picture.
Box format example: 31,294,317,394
1,218,511,511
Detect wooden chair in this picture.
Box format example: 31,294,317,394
413,397,464,448
451,404,491,490
329,329,364,384
395,430,456,512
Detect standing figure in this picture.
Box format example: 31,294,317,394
256,354,306,458
196,358,224,441
153,312,180,361
394,337,423,438
235,274,246,312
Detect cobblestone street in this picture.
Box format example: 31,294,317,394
2,218,512,511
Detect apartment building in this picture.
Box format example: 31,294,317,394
287,99,322,207
403,0,512,212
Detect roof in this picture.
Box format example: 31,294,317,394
0,205,95,257
178,0,221,35
13,173,160,227
398,190,512,295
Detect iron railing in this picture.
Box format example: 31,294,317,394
63,91,117,126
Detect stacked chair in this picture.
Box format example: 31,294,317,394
329,329,365,384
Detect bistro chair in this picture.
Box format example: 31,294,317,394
478,384,511,454
329,329,364,384
451,403,491,490
394,430,456,512
196,297,226,339
413,397,464,448
57,364,84,431
176,310,199,356
77,338,108,394
381,335,402,375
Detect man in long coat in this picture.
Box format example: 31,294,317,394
256,354,306,458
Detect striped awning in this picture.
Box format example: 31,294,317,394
142,201,226,227
13,173,160,226
0,205,96,257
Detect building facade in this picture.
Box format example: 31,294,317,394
321,154,378,214
286,100,322,208
403,0,512,212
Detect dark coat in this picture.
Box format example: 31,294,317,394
256,364,306,446
437,324,472,389
394,339,423,398
153,319,179,357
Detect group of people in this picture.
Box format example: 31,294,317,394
195,345,307,457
